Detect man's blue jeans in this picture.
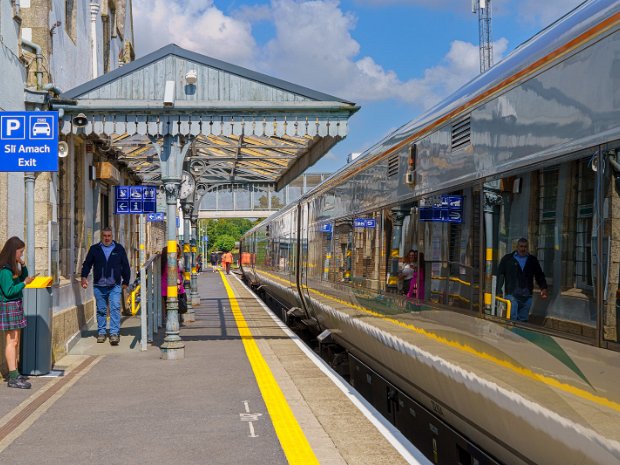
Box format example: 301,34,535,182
94,285,122,336
506,295,532,322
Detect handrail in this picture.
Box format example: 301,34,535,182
130,285,141,315
484,292,512,319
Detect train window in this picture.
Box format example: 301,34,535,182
351,211,382,291
416,189,479,311
491,157,597,336
332,220,353,284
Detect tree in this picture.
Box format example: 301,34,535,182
205,218,259,252
213,234,236,253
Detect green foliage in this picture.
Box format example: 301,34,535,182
213,234,236,252
202,218,260,252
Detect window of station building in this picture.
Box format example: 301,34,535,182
351,212,382,291
65,0,77,43
491,157,597,335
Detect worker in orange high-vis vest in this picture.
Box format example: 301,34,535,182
222,251,233,275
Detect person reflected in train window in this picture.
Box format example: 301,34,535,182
406,250,425,300
399,249,417,294
496,238,548,322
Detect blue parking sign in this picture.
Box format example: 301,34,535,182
0,111,58,172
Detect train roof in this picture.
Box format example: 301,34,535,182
306,0,617,197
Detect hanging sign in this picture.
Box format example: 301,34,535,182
115,185,157,214
0,111,58,172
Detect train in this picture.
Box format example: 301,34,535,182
240,1,620,463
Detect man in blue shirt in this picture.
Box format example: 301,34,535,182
80,227,131,345
496,238,548,322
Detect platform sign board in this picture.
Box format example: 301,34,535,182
419,195,463,223
353,218,376,228
146,212,165,222
0,111,58,172
320,223,333,233
115,185,157,214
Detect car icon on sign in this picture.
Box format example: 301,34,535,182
32,121,51,136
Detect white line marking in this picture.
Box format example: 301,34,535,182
240,400,262,438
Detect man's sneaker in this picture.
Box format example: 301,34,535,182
97,334,106,343
109,334,120,345
8,378,31,389
17,374,29,381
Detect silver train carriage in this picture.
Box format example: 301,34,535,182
240,1,620,464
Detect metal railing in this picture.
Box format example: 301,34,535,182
137,254,163,349
139,254,163,350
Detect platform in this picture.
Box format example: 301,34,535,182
0,271,426,465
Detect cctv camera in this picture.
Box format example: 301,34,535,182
185,70,198,85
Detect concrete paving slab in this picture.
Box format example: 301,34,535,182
0,271,416,465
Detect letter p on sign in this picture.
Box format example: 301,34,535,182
0,116,25,139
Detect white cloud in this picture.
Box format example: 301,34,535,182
508,0,585,26
133,0,509,111
133,0,257,65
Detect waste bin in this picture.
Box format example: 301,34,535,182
20,276,53,376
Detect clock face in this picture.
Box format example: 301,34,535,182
179,171,196,199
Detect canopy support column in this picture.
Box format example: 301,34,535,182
190,215,200,307
181,201,196,322
152,134,191,360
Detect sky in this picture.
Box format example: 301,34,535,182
132,0,586,173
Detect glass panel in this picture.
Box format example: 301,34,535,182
288,176,304,201
331,220,353,283
492,158,597,335
253,185,270,210
351,212,382,291
234,185,250,210
218,186,233,210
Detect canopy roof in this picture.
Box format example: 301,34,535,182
55,44,359,191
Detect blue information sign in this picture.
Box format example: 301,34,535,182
0,111,59,172
146,212,165,222
353,218,376,228
115,185,157,215
320,223,333,233
419,195,463,223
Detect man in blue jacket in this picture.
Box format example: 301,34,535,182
496,238,548,322
80,227,131,345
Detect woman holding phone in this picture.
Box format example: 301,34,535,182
0,237,35,389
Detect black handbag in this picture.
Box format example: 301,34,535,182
177,293,188,314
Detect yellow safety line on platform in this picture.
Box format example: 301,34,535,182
220,272,319,465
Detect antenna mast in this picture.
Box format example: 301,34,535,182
472,0,493,72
